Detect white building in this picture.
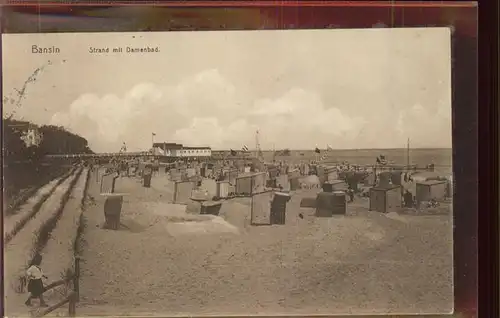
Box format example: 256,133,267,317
152,143,211,157
177,146,212,157
21,129,43,147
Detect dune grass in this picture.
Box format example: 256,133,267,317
32,168,84,263
4,168,76,244
75,169,91,256
4,164,71,217
39,169,89,306
4,169,82,314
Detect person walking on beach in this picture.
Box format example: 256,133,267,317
347,187,355,203
25,254,48,307
404,190,414,208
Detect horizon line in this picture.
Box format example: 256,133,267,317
210,147,453,151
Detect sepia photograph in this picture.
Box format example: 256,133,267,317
3,28,453,316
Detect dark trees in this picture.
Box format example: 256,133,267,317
3,118,93,164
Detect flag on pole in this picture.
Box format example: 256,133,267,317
314,145,333,163
376,155,387,165
230,149,237,156
242,145,249,152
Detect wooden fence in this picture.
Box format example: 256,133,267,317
34,256,81,317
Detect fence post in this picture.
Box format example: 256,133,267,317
73,256,80,302
68,292,76,317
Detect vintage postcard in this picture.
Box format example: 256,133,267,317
3,28,453,316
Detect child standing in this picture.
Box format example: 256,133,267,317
25,254,48,307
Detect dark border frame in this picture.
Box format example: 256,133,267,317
1,1,493,317
477,0,499,317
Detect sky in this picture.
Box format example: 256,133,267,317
2,28,452,152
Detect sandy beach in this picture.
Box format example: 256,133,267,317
77,171,453,316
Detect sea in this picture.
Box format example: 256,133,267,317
258,148,453,174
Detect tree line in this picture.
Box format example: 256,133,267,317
3,118,93,164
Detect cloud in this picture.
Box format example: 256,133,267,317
394,102,452,148
247,88,367,149
51,69,245,152
50,69,451,152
